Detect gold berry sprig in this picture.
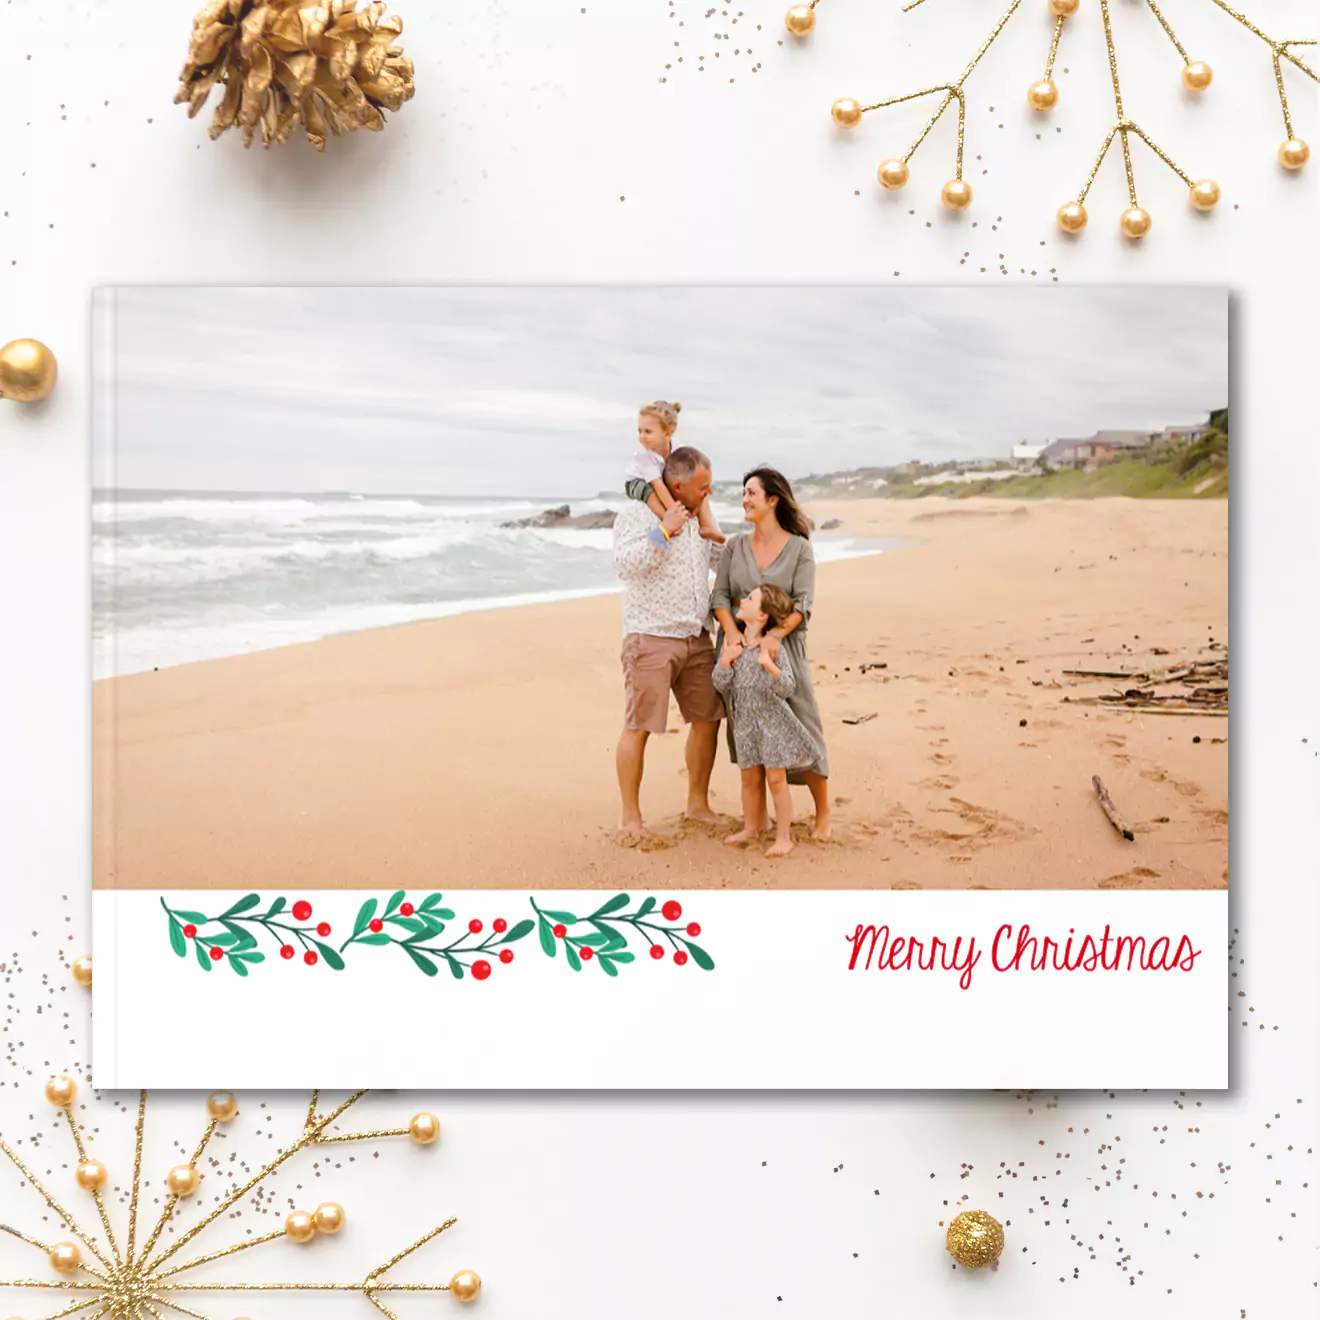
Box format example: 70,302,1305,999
788,0,1317,236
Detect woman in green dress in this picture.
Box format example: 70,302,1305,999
712,467,831,842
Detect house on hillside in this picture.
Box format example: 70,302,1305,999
1156,419,1216,444
1043,430,1155,471
1011,442,1046,469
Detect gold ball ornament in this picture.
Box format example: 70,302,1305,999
1057,200,1088,233
313,1201,346,1234
75,1159,108,1191
785,4,816,36
1181,61,1213,92
1049,0,1079,16
449,1270,482,1303
941,178,973,210
1189,178,1221,212
831,98,864,129
0,338,58,403
1120,205,1152,239
1279,138,1310,170
71,955,93,987
409,1111,441,1144
166,1164,201,1197
45,1075,77,1108
945,1209,1005,1269
1027,79,1058,111
285,1210,317,1243
206,1090,239,1122
49,1242,82,1274
877,158,910,190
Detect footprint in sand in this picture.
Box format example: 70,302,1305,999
1098,866,1161,888
1174,780,1202,798
919,774,959,790
928,738,950,747
1139,768,1168,783
1197,807,1229,826
608,827,676,852
929,752,956,766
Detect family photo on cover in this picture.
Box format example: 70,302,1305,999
92,285,1229,893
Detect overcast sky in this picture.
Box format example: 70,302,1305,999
99,286,1227,496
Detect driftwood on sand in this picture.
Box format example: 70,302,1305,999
1092,774,1135,841
1062,654,1228,715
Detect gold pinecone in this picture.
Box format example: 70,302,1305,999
176,1,416,150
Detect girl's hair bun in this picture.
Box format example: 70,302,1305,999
671,401,683,413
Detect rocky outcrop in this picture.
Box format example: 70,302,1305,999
819,518,844,530
501,504,618,530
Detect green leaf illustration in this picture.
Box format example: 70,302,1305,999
230,957,249,977
591,893,631,918
220,894,261,919
538,916,557,958
315,942,345,971
637,897,657,917
383,890,406,917
174,910,208,924
357,932,392,946
564,942,582,972
352,899,378,937
576,933,610,948
169,919,186,959
597,955,619,978
263,897,287,918
419,893,445,911
500,919,534,944
611,951,635,964
194,940,212,972
543,909,578,923
686,942,715,971
206,932,244,949
447,956,464,981
404,946,438,976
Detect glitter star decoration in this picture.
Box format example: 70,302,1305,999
0,1084,481,1319
799,0,1318,235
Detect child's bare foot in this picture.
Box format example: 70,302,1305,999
700,526,727,543
684,804,721,824
811,814,833,842
724,826,757,847
765,837,795,858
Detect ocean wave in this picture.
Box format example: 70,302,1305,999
93,496,541,525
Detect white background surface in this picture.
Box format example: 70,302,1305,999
2,0,1317,1315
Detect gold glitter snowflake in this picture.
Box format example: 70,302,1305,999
792,0,1317,235
0,1085,481,1319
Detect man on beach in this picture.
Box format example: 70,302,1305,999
612,446,724,837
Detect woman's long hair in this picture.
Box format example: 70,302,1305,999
744,466,812,540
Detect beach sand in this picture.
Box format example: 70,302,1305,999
93,497,1228,891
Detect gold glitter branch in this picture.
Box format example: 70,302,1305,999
1212,0,1317,164
828,0,1028,210
0,1082,481,1318
1058,0,1218,237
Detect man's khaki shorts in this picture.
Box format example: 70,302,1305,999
621,633,725,734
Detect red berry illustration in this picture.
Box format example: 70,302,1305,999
499,949,514,964
280,945,295,960
662,900,682,921
686,922,702,937
400,902,415,917
553,924,567,938
472,960,492,981
304,950,318,967
316,922,331,937
673,950,689,966
580,946,594,961
209,946,225,962
182,924,197,939
650,945,665,960
468,918,483,935
368,918,383,933
292,900,313,922
493,918,508,934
